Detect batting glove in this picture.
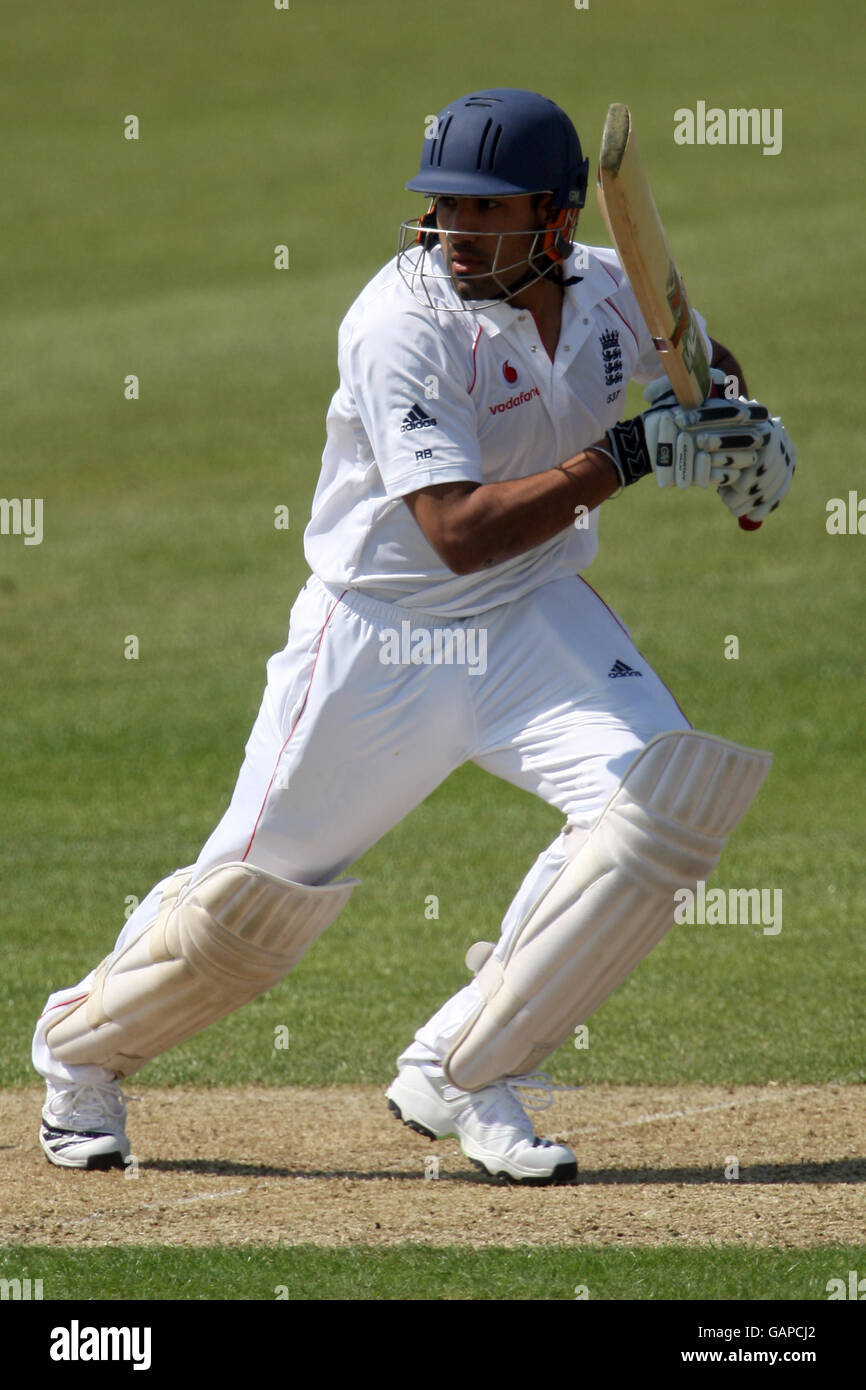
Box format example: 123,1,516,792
644,372,798,520
603,371,773,490
717,417,797,522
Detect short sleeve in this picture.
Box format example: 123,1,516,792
344,306,483,498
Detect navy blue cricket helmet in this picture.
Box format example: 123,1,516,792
407,88,589,210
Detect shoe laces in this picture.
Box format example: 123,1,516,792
506,1071,555,1111
475,1081,536,1138
475,1073,556,1133
48,1081,129,1127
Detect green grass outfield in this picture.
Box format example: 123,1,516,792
3,1245,865,1302
1,0,863,1301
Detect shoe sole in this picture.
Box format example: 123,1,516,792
41,1146,127,1171
387,1097,439,1142
387,1099,578,1186
466,1155,578,1187
40,1129,128,1172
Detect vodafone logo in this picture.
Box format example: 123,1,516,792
502,360,518,384
488,386,540,416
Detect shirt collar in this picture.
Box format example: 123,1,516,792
471,244,625,338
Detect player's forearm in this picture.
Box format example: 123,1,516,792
441,445,618,574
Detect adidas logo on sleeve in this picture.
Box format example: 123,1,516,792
400,403,438,433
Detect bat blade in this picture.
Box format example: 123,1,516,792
597,103,757,528
598,103,709,407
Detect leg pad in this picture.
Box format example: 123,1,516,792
444,731,771,1091
45,862,359,1077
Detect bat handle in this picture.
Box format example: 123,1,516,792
738,516,762,531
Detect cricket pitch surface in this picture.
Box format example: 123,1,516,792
1,1085,863,1248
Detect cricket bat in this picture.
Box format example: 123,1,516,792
597,103,760,529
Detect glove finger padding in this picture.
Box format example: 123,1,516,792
718,418,796,521
720,466,795,521
677,400,770,430
674,404,772,463
641,404,762,489
645,409,693,488
709,454,760,485
721,420,794,496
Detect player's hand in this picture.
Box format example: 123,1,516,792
603,371,772,490
716,416,796,523
644,373,797,521
641,372,773,490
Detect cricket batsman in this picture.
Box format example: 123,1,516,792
33,89,795,1183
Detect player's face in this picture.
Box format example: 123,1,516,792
434,194,547,300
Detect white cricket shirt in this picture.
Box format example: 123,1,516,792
304,242,709,617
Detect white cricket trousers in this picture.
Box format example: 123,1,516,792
33,572,689,1085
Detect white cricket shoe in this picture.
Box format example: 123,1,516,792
386,1064,577,1185
39,1080,131,1171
